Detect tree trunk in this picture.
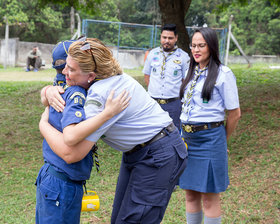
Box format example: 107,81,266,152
158,0,192,54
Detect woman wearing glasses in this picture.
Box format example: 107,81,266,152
179,27,241,224
40,38,187,224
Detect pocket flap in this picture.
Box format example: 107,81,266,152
131,186,168,206
173,141,188,159
39,183,59,201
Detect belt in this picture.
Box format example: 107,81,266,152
47,164,84,185
153,97,180,104
125,123,176,155
182,121,224,133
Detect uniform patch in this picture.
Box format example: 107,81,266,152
152,57,159,62
85,99,103,108
75,111,82,117
173,70,178,76
70,92,86,100
173,60,181,64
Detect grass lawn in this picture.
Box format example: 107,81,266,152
0,64,279,223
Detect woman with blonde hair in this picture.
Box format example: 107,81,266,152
41,38,188,224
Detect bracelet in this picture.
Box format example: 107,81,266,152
44,85,51,98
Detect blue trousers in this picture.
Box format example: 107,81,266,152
159,99,182,131
35,163,83,224
111,128,187,224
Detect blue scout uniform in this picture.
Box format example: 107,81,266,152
84,73,188,224
179,65,240,193
143,47,190,130
53,72,66,87
36,85,93,224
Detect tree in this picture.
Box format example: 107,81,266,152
158,0,192,53
0,0,65,43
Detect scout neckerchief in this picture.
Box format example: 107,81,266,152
184,65,208,108
91,144,100,172
160,45,178,79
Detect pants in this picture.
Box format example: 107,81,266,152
27,57,42,69
111,128,188,224
159,99,182,131
35,163,83,224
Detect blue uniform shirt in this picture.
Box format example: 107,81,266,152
43,85,93,181
53,72,66,87
85,73,172,151
181,65,240,123
143,47,190,99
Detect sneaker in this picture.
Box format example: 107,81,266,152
33,69,38,72
25,68,30,72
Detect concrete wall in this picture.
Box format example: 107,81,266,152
1,39,279,69
228,55,280,64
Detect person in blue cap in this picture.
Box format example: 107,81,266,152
40,40,74,106
36,39,129,224
40,37,188,224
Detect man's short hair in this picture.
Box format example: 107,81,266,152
161,24,177,35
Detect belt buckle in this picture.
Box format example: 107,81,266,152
159,99,167,104
184,125,193,133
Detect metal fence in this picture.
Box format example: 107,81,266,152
82,19,227,63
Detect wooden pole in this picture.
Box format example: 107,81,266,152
225,15,233,66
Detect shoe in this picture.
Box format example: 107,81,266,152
25,68,30,72
33,69,38,72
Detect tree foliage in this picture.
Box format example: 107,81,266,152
0,0,279,55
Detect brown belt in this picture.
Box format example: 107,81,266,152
153,97,180,104
125,123,176,155
182,121,224,133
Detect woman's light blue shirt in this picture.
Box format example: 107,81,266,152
181,65,240,123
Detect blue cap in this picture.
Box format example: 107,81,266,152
52,40,76,69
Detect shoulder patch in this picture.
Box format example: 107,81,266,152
70,92,86,100
85,99,103,108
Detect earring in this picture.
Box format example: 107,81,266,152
88,80,90,83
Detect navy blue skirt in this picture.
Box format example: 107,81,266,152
179,124,229,193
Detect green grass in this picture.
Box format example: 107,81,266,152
0,64,279,223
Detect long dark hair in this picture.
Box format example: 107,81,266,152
180,27,221,101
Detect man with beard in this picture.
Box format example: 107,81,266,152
143,24,190,131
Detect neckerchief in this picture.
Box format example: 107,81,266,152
184,65,208,108
160,46,178,79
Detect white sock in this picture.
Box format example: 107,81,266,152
186,210,203,224
204,215,221,224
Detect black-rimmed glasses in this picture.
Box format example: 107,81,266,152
80,41,97,72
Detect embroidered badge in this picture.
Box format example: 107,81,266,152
75,111,82,117
173,60,181,64
85,99,102,108
70,92,86,100
153,67,157,72
152,57,159,62
173,70,178,76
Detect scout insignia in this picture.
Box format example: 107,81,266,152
152,57,159,62
173,70,178,76
173,60,181,64
75,111,82,117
